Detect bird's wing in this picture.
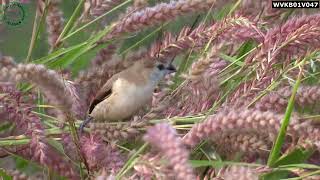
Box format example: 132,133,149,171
88,74,119,114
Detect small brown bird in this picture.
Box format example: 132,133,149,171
80,59,176,132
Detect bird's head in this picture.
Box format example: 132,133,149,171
134,59,176,85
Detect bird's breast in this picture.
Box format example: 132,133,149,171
113,78,154,107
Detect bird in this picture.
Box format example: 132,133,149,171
79,59,176,132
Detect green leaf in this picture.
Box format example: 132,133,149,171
61,0,132,41
0,122,12,132
273,148,314,167
47,138,65,155
48,43,94,68
310,59,317,73
0,139,30,146
279,164,320,170
33,42,88,65
0,168,12,180
261,170,291,180
236,40,256,61
14,156,30,170
116,143,148,179
189,160,261,168
228,0,242,15
26,1,47,62
56,0,86,42
48,24,114,68
280,170,320,180
120,24,167,55
219,53,244,66
267,57,307,167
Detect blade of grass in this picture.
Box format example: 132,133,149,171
0,139,31,146
26,11,39,62
120,23,168,55
218,43,262,75
267,57,307,167
61,0,132,42
0,168,11,180
48,43,95,68
219,67,243,86
0,127,70,146
49,23,115,68
25,0,49,62
116,143,147,179
227,0,242,16
279,164,320,170
281,170,320,180
33,42,88,64
219,53,244,66
190,160,262,168
54,0,85,47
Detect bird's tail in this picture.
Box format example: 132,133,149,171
79,115,93,134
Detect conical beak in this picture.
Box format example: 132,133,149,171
166,64,176,73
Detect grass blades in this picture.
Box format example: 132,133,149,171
54,0,86,47
60,0,132,42
267,57,308,167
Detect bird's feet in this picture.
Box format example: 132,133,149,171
79,115,93,134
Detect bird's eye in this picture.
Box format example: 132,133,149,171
157,64,165,70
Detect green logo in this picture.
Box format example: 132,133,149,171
1,1,25,26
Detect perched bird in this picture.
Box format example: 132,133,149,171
80,59,176,132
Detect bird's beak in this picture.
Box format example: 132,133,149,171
166,64,176,73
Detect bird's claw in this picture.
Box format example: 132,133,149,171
79,116,93,134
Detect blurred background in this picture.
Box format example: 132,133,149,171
0,1,77,60
0,0,231,74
